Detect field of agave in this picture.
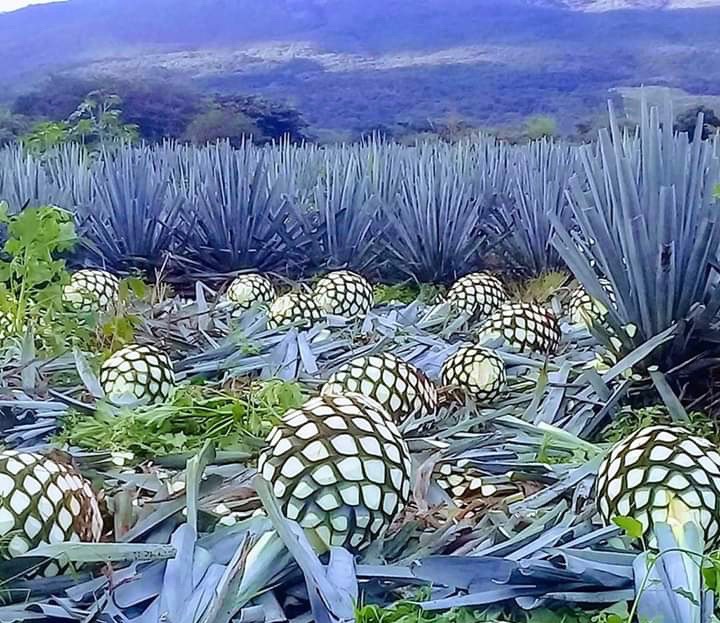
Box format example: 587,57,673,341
0,99,720,623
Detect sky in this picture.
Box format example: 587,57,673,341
0,0,65,12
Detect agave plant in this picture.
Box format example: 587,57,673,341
493,139,576,275
74,146,190,270
186,146,312,274
380,139,509,282
298,155,384,274
553,101,720,378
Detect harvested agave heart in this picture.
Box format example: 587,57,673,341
0,450,103,576
440,345,506,404
63,269,120,313
445,272,507,319
321,352,438,427
257,393,412,552
567,278,616,326
596,425,720,551
433,459,520,516
477,302,561,354
313,270,374,319
226,273,276,310
267,291,323,330
99,343,175,406
0,310,15,344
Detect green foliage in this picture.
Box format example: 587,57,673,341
57,380,307,457
22,91,138,154
21,121,70,153
0,203,79,344
374,284,421,305
612,516,645,540
524,116,557,140
674,106,720,140
373,283,444,305
602,406,718,445
509,271,570,304
182,107,260,147
355,601,491,623
355,601,627,623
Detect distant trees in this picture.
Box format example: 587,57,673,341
183,107,260,147
524,115,557,140
0,109,31,147
10,74,308,147
674,106,720,140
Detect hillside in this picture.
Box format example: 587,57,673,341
3,0,720,133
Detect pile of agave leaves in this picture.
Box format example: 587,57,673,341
1,275,665,623
1,96,720,623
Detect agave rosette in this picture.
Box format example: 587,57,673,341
445,272,507,320
267,291,324,330
62,269,120,313
226,273,276,310
440,345,506,404
477,302,561,355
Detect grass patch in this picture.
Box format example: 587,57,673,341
57,380,306,458
355,601,624,623
601,405,718,445
374,283,445,305
508,271,570,304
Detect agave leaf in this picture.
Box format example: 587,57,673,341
648,366,690,423
552,96,720,374
255,476,356,623
634,521,710,623
186,441,217,531
73,347,105,399
22,542,176,563
158,524,199,623
197,532,253,623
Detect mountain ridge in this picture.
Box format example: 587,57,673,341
3,0,720,133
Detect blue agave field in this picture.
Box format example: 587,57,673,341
0,101,719,623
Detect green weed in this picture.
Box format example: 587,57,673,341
57,380,306,458
601,406,718,445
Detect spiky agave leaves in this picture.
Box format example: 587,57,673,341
321,353,438,427
75,146,190,271
445,272,507,320
492,139,576,276
313,270,374,319
257,393,412,553
477,302,561,355
268,291,323,330
440,346,506,404
379,140,509,282
0,450,103,576
62,269,120,313
188,148,311,273
303,156,384,273
552,100,720,373
100,343,175,406
226,273,276,310
596,425,720,551
633,521,714,623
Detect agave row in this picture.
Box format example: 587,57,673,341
0,136,573,280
